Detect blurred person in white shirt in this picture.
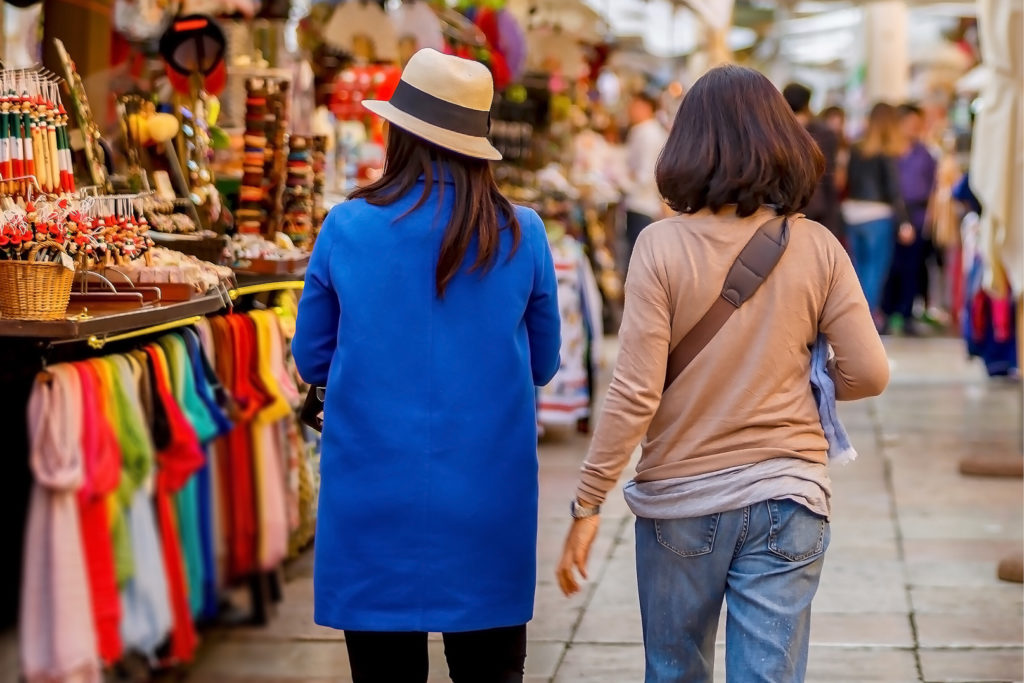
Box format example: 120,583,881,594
623,92,669,263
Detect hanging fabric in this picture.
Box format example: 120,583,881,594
116,353,173,660
537,230,602,429
145,345,203,663
72,361,124,666
250,310,291,570
20,364,101,683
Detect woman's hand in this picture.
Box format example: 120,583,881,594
898,222,916,246
556,515,601,596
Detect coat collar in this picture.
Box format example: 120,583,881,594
417,162,456,186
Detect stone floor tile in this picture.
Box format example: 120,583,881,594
907,560,1012,588
188,641,348,678
910,585,1024,615
916,613,1024,648
553,643,644,681
899,513,1023,541
808,614,915,648
804,647,920,683
828,518,900,545
903,539,1024,564
919,647,1024,682
813,560,910,614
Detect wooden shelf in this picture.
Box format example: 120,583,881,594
0,293,227,342
232,269,306,288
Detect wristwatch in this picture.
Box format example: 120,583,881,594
570,499,601,519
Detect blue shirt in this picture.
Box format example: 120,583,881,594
292,172,561,632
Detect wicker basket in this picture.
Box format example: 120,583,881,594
0,241,76,320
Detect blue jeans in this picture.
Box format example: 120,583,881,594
847,217,896,313
635,500,830,683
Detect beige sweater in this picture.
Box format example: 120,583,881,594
577,208,889,506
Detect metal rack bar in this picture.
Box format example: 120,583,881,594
86,315,203,349
229,280,304,301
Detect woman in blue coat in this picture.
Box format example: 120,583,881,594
292,48,561,682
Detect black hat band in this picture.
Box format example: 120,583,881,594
388,80,491,137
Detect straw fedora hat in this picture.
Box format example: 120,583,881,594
363,48,501,161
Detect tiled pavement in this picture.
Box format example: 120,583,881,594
180,337,1023,682
118,338,1024,681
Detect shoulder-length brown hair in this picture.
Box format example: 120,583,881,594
656,65,824,218
859,102,906,157
349,126,520,298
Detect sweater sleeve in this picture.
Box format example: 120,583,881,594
524,211,562,386
819,238,890,400
576,229,671,506
292,216,340,386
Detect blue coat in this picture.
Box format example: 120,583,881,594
292,172,561,633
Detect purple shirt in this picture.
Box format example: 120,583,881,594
898,142,937,229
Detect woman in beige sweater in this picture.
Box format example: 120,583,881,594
556,66,889,683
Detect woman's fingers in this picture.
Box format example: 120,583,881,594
556,517,600,596
573,541,590,580
556,551,579,595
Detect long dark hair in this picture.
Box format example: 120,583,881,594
349,127,520,298
656,65,824,218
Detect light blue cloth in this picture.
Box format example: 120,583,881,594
292,170,562,632
119,488,173,659
810,334,857,465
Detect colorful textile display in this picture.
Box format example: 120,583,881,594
20,364,102,683
19,302,313,674
962,212,1018,376
537,227,602,429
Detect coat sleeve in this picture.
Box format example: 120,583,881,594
524,211,561,386
292,218,340,386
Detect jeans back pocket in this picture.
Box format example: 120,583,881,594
766,499,829,562
654,514,721,558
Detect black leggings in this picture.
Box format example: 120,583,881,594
344,624,527,683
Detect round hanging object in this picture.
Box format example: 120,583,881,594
147,113,180,144
159,14,228,94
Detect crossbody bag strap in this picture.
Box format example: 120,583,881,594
663,214,797,390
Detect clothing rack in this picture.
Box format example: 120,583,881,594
86,315,204,349
229,280,304,300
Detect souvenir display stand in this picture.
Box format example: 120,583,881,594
0,34,321,678
1,0,626,676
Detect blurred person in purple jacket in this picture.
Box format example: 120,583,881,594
883,103,937,334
